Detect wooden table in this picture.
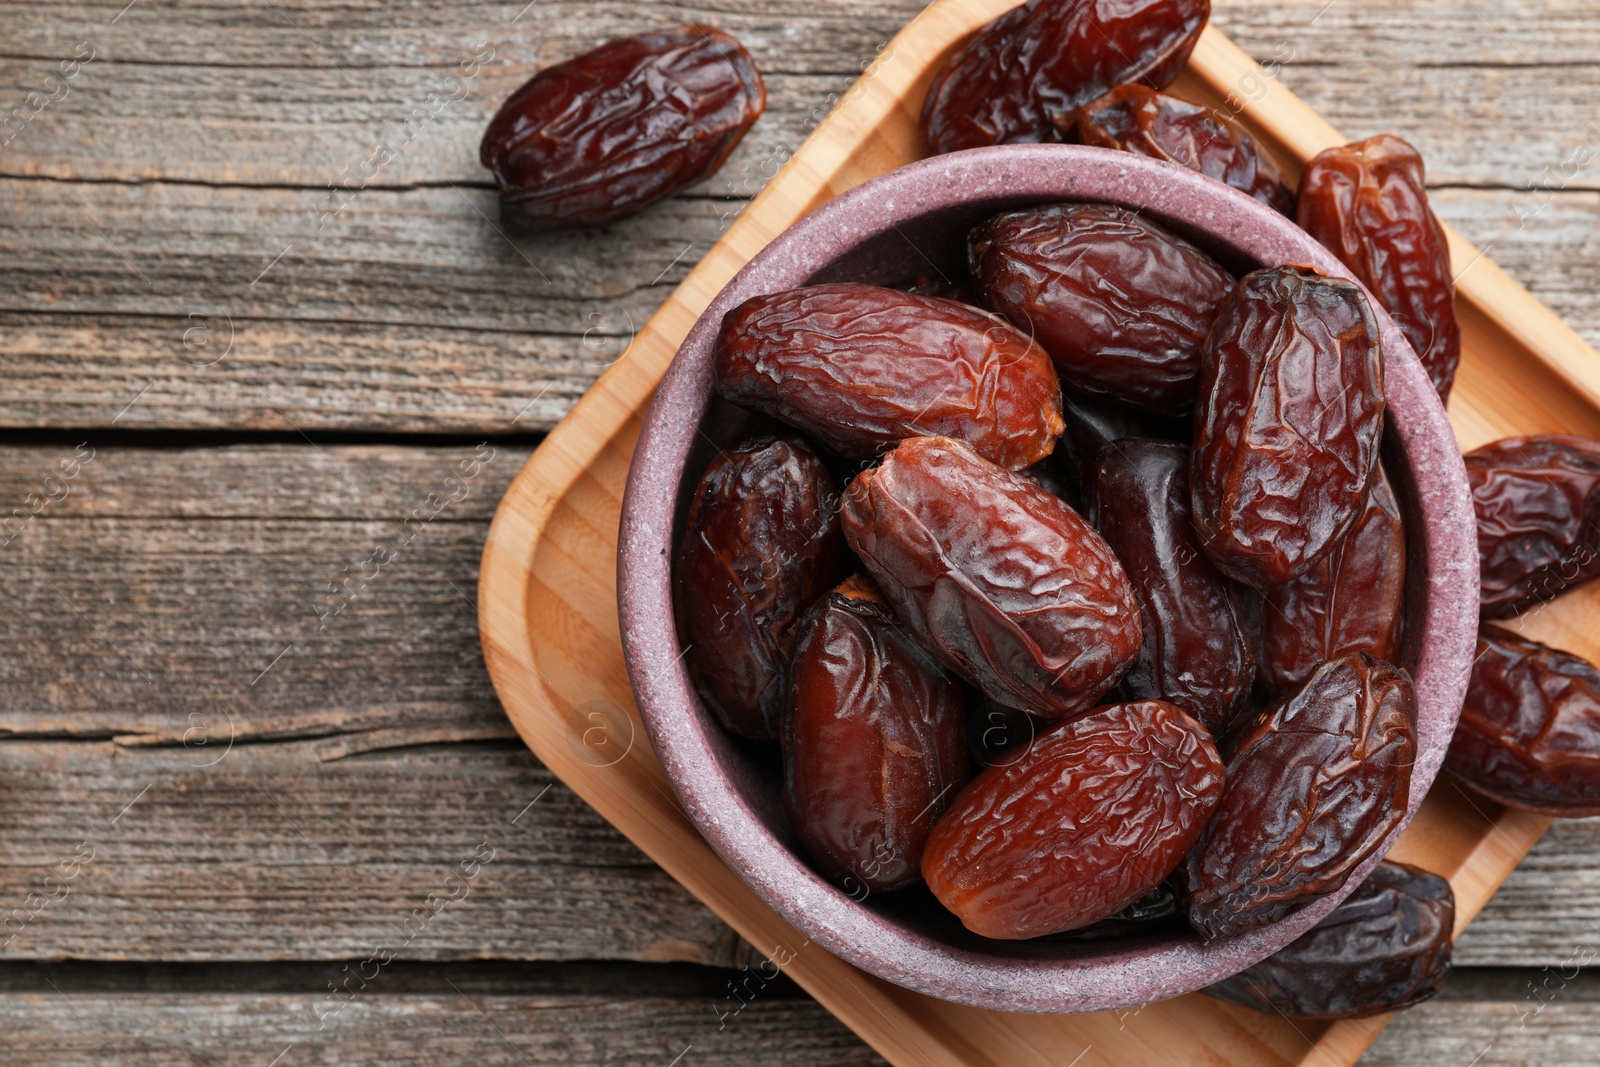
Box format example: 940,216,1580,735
2,0,1597,1062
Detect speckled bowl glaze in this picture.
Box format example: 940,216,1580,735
617,144,1477,1014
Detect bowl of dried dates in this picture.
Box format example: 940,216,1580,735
616,139,1477,1012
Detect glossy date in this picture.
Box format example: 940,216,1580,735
969,202,1234,416
1447,625,1600,816
1185,653,1417,939
1075,84,1295,215
1087,438,1256,736
1261,465,1407,694
675,435,848,739
1203,860,1454,1019
841,435,1141,719
1466,435,1600,618
920,0,1210,154
923,700,1224,939
714,282,1064,470
479,26,765,228
1191,266,1385,589
784,576,969,893
1297,135,1460,401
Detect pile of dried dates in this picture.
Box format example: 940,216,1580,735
483,0,1600,1027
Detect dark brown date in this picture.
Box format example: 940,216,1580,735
1087,439,1256,736
784,576,969,893
1185,653,1417,939
479,26,765,229
714,283,1064,470
1075,84,1295,215
842,435,1142,719
675,434,848,739
1204,861,1454,1019
1051,882,1186,942
923,700,1224,939
920,0,1210,154
1297,135,1460,402
1191,266,1385,589
969,203,1234,416
1466,435,1600,618
1447,625,1600,816
1261,465,1407,695
967,697,1049,770
1056,387,1190,488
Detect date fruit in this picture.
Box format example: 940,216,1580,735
1185,653,1417,939
1075,84,1295,215
784,576,969,893
1447,625,1600,816
1087,439,1256,736
969,202,1234,416
921,0,1210,153
479,26,765,229
1191,265,1385,589
1261,465,1407,694
1056,387,1190,488
1467,435,1600,618
842,436,1141,719
715,282,1064,470
1297,135,1460,402
923,700,1224,939
675,434,848,739
1204,861,1454,1019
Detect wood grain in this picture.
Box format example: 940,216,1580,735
0,0,1595,432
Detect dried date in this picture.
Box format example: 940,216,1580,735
479,26,765,229
1191,266,1385,589
1446,625,1600,816
1297,135,1460,402
923,700,1224,939
1466,435,1600,618
921,0,1210,154
784,576,969,893
1075,84,1295,215
1204,861,1454,1019
969,202,1234,416
675,434,848,739
1056,388,1190,488
715,282,1064,470
1087,439,1256,736
1185,653,1417,939
841,435,1141,719
1261,465,1407,694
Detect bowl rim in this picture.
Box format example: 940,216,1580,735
617,143,1477,1014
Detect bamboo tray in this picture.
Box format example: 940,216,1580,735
479,2,1600,1062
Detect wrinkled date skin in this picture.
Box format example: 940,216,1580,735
842,436,1142,719
1261,465,1408,694
1087,439,1256,736
1447,625,1600,816
1052,882,1186,942
920,0,1210,154
923,700,1224,939
715,283,1064,470
970,203,1234,416
1075,85,1295,215
675,435,848,739
784,576,970,893
1204,861,1454,1019
1466,435,1600,618
1191,266,1386,589
1185,653,1417,939
479,26,765,229
1298,135,1460,402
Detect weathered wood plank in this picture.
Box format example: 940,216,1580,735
0,442,531,744
1364,968,1600,1066
0,185,1595,433
0,738,744,966
0,990,887,1066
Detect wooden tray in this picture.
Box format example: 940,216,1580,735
479,2,1600,1062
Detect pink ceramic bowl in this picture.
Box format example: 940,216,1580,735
617,145,1476,1013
